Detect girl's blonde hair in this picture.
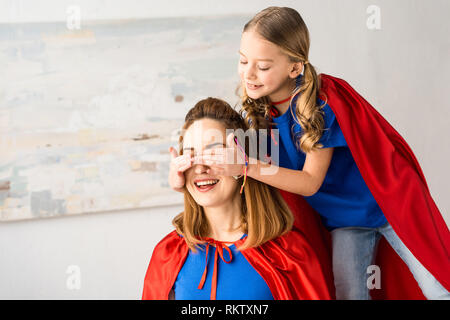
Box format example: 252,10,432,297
172,97,293,251
240,6,326,153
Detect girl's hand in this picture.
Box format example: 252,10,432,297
194,133,246,177
168,147,193,192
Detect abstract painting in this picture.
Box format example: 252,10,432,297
0,15,248,221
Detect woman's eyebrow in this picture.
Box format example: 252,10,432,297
238,51,273,62
182,142,226,152
205,142,226,149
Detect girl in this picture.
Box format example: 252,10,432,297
168,7,449,299
144,97,334,300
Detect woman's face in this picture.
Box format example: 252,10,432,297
238,30,298,101
182,118,240,208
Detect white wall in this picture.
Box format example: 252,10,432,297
0,0,449,299
0,204,180,299
0,0,304,23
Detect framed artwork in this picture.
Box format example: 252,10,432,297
0,15,248,221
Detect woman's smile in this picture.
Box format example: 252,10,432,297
194,178,220,192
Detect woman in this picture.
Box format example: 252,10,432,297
142,97,335,300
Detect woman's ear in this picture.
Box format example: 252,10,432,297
289,62,303,79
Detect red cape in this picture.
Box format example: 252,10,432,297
319,74,450,298
142,220,335,300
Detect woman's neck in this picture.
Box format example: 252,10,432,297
203,193,244,242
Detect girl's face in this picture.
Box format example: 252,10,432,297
182,119,240,208
238,30,300,101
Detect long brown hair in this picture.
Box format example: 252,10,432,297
172,97,293,251
240,6,327,153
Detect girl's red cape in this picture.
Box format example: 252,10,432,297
318,74,449,299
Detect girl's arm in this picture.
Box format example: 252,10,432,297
197,133,334,197
247,147,334,196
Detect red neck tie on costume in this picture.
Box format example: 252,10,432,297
197,238,235,300
270,106,280,118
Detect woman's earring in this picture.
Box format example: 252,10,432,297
233,174,243,180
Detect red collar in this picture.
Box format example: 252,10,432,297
272,96,291,105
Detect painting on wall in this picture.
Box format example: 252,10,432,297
0,15,248,221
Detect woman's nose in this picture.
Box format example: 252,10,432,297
194,163,210,174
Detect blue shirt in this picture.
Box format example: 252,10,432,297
271,97,387,230
174,236,274,300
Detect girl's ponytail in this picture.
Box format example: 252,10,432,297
291,61,326,153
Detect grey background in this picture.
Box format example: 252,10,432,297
0,0,448,299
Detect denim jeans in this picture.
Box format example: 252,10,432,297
331,222,450,300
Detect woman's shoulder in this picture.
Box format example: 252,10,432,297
147,230,188,271
153,230,185,253
143,230,187,300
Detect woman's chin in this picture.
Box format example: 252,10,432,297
196,200,222,208
192,194,228,208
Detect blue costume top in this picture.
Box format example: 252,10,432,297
270,85,387,230
173,235,274,300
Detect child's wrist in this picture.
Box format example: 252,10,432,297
246,158,257,178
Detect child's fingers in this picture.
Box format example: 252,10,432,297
173,154,193,169
198,154,224,161
226,132,235,147
170,149,193,168
201,148,225,156
172,156,185,166
194,154,219,165
194,154,226,165
169,147,179,160
178,161,194,172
